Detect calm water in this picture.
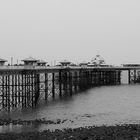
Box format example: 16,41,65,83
1,71,140,133
1,84,140,133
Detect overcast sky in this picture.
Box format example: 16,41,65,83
0,0,140,65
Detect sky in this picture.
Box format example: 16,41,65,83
0,0,140,65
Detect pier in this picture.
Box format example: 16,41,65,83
0,66,140,111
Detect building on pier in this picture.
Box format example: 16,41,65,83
69,63,77,66
88,54,107,67
59,59,71,67
0,58,7,66
79,61,88,67
91,54,105,65
21,57,38,66
37,60,47,66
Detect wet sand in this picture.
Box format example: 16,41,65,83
0,125,140,140
0,119,140,140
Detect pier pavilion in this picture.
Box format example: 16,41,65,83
90,54,105,66
0,58,7,66
87,55,105,67
60,59,71,66
88,55,112,67
37,60,47,66
79,61,88,67
21,57,38,66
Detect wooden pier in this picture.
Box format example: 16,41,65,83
0,66,139,111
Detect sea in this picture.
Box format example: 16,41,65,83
0,71,140,133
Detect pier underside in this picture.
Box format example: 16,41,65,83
0,67,139,111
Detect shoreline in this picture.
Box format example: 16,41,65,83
0,120,140,140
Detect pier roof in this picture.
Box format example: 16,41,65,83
79,61,88,66
91,54,105,65
59,59,71,64
0,58,7,62
21,57,38,62
37,60,47,64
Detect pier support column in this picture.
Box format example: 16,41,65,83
18,74,21,106
79,70,82,90
84,71,87,88
26,74,30,106
69,72,73,96
117,71,121,84
128,70,132,84
88,71,92,87
45,73,48,100
34,73,40,105
94,71,96,86
134,69,136,83
63,72,67,94
91,71,93,86
7,75,10,111
84,71,87,89
2,75,4,108
52,73,55,99
31,73,35,106
59,71,62,97
74,71,77,92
